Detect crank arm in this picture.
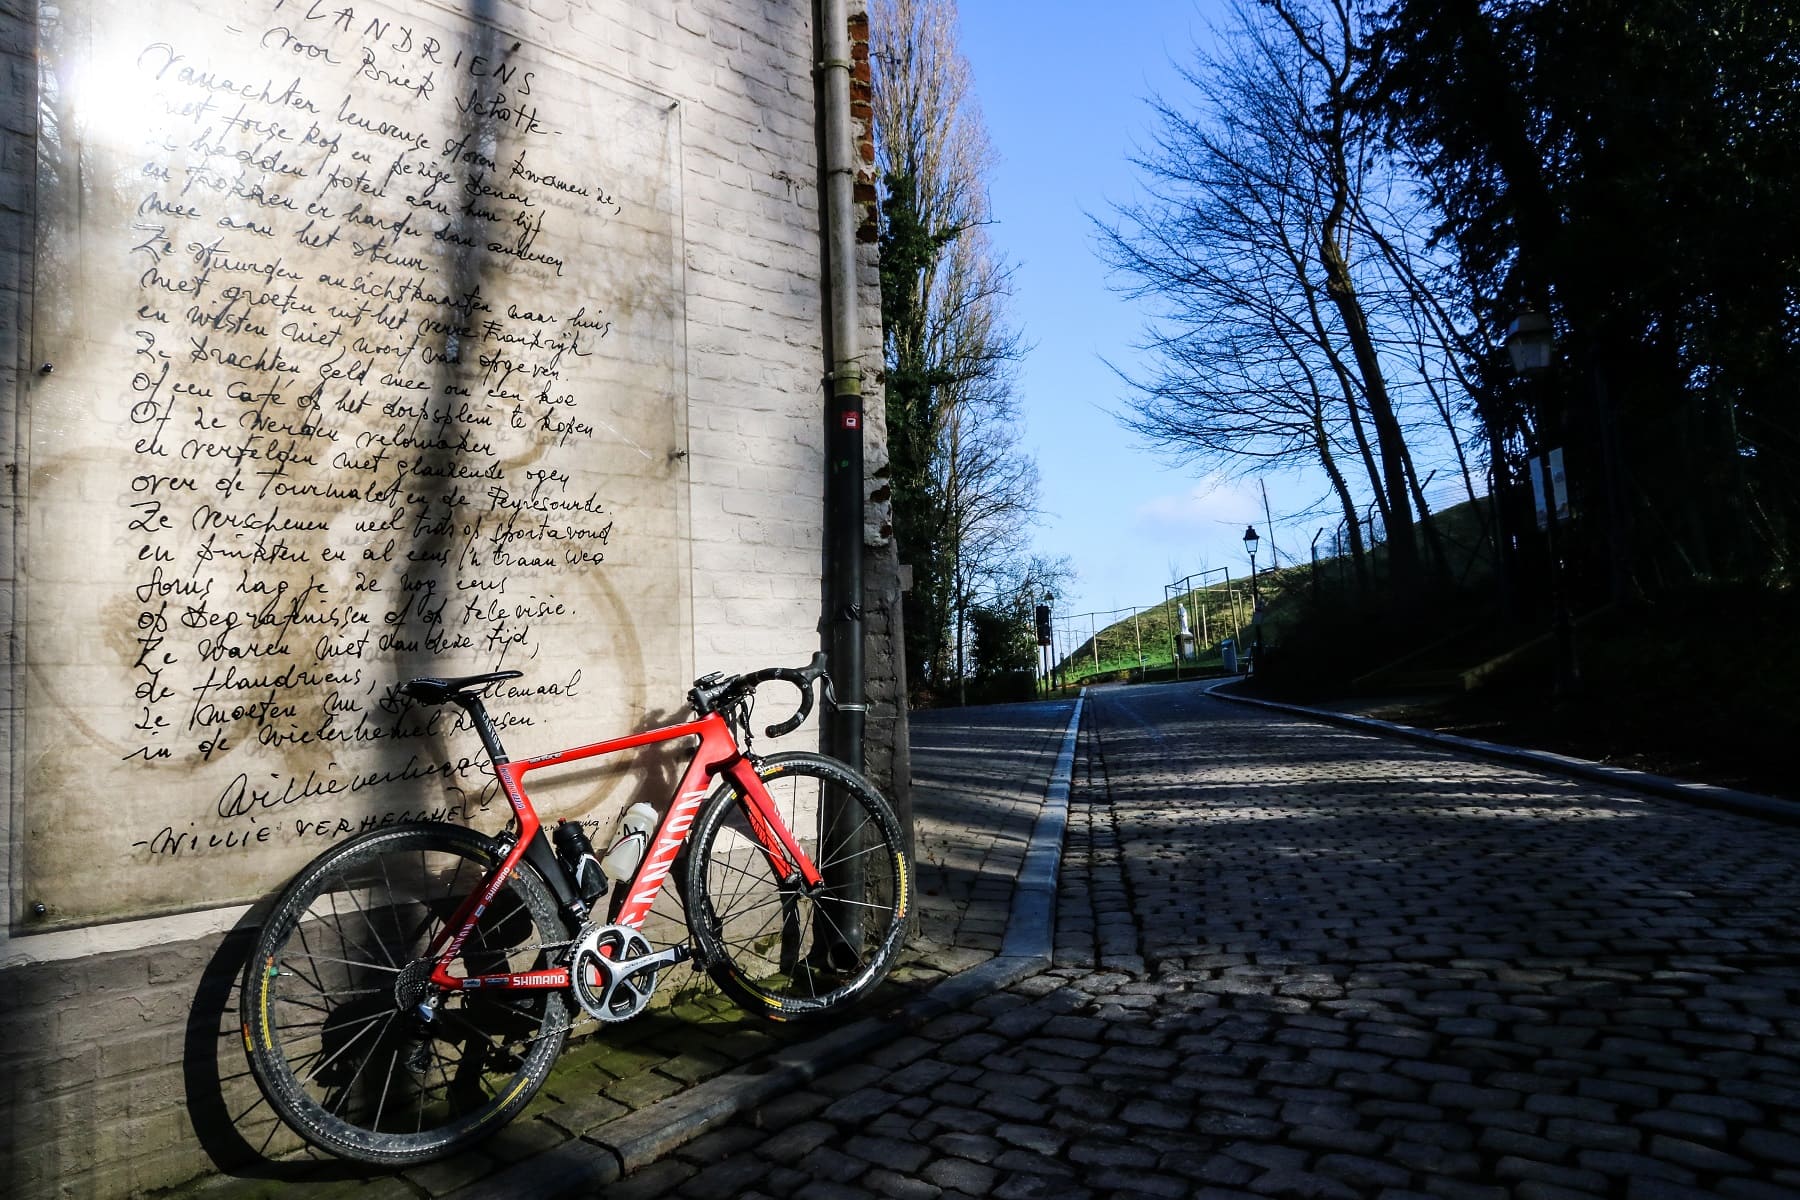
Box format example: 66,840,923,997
604,944,692,979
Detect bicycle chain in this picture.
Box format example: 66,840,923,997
442,927,708,1053
447,925,698,993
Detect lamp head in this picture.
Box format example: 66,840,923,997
1506,311,1554,375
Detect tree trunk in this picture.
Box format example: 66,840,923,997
1402,447,1453,583
1313,410,1370,591
1319,230,1419,587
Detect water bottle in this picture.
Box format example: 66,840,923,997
552,820,607,904
599,802,658,883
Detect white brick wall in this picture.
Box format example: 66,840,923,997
0,1,901,1194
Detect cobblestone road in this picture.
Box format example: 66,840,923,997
632,681,1800,1199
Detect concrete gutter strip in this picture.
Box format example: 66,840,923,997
1003,695,1082,960
1209,681,1800,826
449,697,1083,1200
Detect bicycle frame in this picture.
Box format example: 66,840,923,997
424,709,824,994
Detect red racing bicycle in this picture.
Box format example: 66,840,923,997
241,654,908,1164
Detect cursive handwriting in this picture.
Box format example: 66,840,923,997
110,11,634,875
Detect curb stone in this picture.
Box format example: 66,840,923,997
1206,678,1800,825
446,696,1086,1200
1002,693,1081,959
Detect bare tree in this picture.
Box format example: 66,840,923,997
873,0,1039,700
1100,0,1477,591
943,380,1039,701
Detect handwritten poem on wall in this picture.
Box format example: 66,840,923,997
24,0,691,926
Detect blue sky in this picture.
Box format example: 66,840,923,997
956,0,1307,622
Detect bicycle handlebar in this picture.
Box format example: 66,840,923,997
687,651,830,738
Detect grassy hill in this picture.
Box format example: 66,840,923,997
1052,565,1303,685
1052,493,1497,688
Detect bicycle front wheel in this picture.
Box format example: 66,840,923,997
242,823,572,1164
686,752,909,1020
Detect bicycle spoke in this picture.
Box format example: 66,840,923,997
267,994,341,1020
281,953,403,978
471,997,552,1031
246,825,570,1161
339,872,404,972
803,890,896,913
423,849,475,949
289,919,333,1002
808,902,866,968
711,877,792,942
381,850,445,951
427,1035,471,1117
707,852,783,905
271,1009,389,1043
372,1048,398,1134
311,1008,396,1104
711,888,790,925
311,879,400,987
434,1009,526,1071
272,986,388,1010
714,903,786,954
814,836,887,875
274,1042,326,1074
788,893,821,995
295,1009,393,1089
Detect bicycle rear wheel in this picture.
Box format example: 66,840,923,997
242,823,572,1164
686,752,909,1020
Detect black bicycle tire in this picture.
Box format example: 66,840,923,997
685,752,909,1020
241,822,572,1164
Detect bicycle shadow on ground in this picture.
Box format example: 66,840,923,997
182,905,382,1185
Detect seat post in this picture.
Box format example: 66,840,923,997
455,694,511,764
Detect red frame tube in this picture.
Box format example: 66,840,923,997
428,711,822,992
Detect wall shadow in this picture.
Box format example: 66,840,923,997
180,907,374,1181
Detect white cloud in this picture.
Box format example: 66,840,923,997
1131,474,1263,539
1127,468,1343,584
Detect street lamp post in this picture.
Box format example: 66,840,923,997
1243,525,1261,674
1507,312,1579,696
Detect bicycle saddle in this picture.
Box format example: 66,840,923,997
401,671,523,705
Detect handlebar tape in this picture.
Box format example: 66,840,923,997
690,652,830,736
763,670,814,737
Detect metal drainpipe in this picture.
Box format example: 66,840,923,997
818,0,864,776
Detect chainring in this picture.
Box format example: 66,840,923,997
570,925,661,1022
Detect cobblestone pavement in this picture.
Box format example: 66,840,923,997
174,703,1075,1200
626,680,1800,1199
